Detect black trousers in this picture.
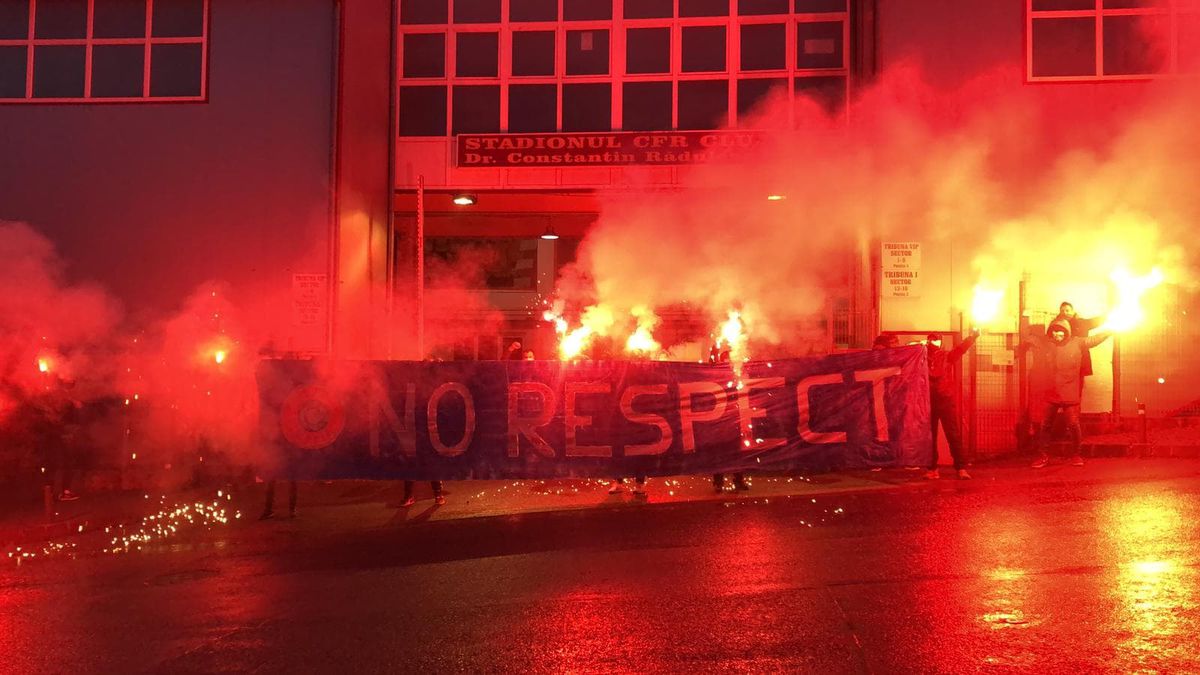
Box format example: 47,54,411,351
403,480,443,498
1037,402,1082,456
930,396,966,470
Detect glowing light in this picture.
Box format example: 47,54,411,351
624,306,661,357
970,284,1005,326
766,194,786,201
1100,267,1165,333
37,358,50,373
714,310,749,369
1158,377,1166,384
213,349,227,364
1132,560,1172,575
552,304,614,360
452,194,476,206
559,325,594,359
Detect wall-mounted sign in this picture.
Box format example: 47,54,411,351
882,242,921,298
456,131,767,167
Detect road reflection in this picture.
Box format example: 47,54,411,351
1102,491,1198,669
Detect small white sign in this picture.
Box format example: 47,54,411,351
882,242,922,298
292,273,328,327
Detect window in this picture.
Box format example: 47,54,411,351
678,79,727,129
680,0,729,17
454,0,500,24
456,32,499,77
403,33,445,78
562,82,610,130
796,21,843,69
511,0,557,22
1028,0,1196,79
625,0,673,18
564,0,611,21
682,25,727,72
396,2,851,136
622,81,672,130
795,75,845,115
795,0,846,11
0,0,207,102
626,27,670,74
740,0,790,14
512,30,554,76
741,23,786,70
400,0,447,24
508,83,556,131
452,85,501,134
737,77,786,120
399,85,447,135
566,29,609,75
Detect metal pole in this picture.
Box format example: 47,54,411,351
963,311,977,460
1112,335,1121,422
1017,277,1028,414
416,174,425,359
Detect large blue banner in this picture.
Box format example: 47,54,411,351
256,346,931,480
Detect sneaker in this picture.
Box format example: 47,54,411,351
58,490,79,502
608,481,627,494
400,496,416,508
957,469,972,480
434,494,446,506
1030,456,1049,469
923,470,940,480
1069,455,1085,467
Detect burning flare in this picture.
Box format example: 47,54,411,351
716,310,748,364
970,284,1005,326
624,306,662,357
36,357,50,373
1100,267,1165,333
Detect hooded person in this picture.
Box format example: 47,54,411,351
924,328,980,480
1055,302,1103,386
1019,317,1111,468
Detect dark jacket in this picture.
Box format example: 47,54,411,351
1054,313,1102,376
1023,319,1109,405
927,333,978,401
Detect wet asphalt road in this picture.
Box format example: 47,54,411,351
3,461,1200,673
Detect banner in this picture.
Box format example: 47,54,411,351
456,130,767,167
256,346,931,480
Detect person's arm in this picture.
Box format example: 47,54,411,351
948,330,980,362
1084,331,1111,349
1079,316,1103,333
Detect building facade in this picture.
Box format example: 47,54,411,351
2,1,1195,448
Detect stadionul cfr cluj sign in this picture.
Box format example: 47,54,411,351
456,130,768,167
256,347,932,480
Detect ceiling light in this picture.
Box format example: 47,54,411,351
540,226,559,240
766,194,786,201
452,194,476,206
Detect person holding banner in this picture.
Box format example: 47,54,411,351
709,342,749,493
925,328,980,480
